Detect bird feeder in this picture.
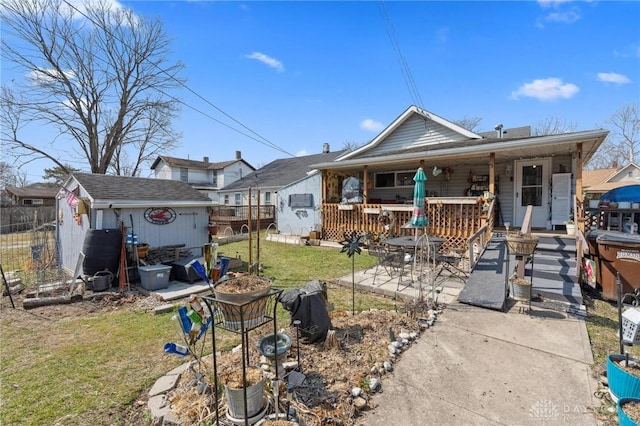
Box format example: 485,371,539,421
621,308,640,346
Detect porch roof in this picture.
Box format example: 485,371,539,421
310,129,609,171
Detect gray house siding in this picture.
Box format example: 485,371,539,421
364,115,469,157
277,173,322,236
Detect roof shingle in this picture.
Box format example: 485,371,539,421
71,173,211,202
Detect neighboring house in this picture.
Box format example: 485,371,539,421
58,173,212,276
218,146,346,208
214,146,347,234
311,105,609,244
150,151,255,203
275,171,323,236
583,163,640,200
4,185,58,206
1,186,58,233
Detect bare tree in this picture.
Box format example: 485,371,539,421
586,103,640,170
0,162,28,188
532,116,577,136
0,0,184,175
605,103,639,164
453,116,482,132
342,140,363,152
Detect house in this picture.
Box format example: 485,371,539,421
4,185,58,206
57,173,213,277
214,146,347,234
1,185,58,233
310,105,609,250
583,163,640,200
150,151,255,203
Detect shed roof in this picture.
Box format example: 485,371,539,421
65,173,212,208
221,150,347,191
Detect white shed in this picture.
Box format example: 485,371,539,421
57,173,213,277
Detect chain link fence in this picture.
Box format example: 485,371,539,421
0,211,65,289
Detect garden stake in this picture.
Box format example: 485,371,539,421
0,264,15,309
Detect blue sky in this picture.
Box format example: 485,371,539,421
3,0,639,182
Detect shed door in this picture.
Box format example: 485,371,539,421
513,158,551,229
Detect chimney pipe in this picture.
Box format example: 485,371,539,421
322,143,330,154
494,124,504,138
203,156,209,163
235,150,241,160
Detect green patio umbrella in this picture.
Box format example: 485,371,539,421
410,167,428,228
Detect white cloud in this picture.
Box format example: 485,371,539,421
61,0,125,20
535,1,582,28
613,43,640,58
28,68,75,86
295,149,308,157
436,27,449,44
537,0,573,8
510,78,580,101
245,52,285,72
597,72,631,84
360,118,384,132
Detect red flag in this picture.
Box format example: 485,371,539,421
65,189,79,208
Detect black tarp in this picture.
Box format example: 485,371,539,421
279,280,332,344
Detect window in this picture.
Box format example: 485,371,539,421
375,172,395,188
521,165,543,207
264,191,271,204
234,193,242,205
180,167,188,182
374,171,415,188
289,194,313,208
23,199,44,205
224,195,229,205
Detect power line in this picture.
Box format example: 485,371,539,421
379,1,425,109
56,0,299,159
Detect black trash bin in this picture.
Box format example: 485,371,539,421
596,231,640,300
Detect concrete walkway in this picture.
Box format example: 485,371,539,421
357,301,597,426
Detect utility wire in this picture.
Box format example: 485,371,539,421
60,0,299,159
379,1,425,109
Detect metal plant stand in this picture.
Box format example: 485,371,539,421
504,236,537,313
203,288,283,426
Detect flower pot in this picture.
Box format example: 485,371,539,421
617,397,640,426
510,277,532,301
224,377,266,419
214,276,272,331
607,354,640,403
566,224,576,236
506,234,538,256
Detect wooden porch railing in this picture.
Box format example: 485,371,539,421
467,198,495,270
322,197,488,254
209,205,276,234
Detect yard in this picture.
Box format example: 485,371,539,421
0,235,638,425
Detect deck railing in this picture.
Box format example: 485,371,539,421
322,197,489,254
208,205,276,234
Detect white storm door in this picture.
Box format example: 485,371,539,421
513,158,551,228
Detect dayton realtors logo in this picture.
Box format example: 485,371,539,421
144,207,177,225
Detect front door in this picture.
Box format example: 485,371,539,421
513,158,551,229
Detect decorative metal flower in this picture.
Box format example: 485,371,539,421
340,231,362,258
